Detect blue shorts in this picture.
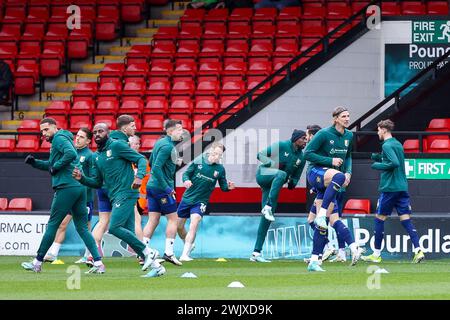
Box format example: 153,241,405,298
86,201,94,221
147,187,178,215
177,201,206,219
376,191,412,216
307,167,327,191
97,188,112,212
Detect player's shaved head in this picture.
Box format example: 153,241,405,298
93,123,110,148
94,122,109,132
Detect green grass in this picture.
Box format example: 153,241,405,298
1,256,450,300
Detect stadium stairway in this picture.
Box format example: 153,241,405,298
0,1,186,135
1,1,448,152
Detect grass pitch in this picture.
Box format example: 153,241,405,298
1,256,449,300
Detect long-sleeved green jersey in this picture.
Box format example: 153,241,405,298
79,135,147,202
257,139,306,186
181,155,230,205
303,125,353,175
147,135,177,192
371,137,408,192
32,130,81,189
76,146,94,203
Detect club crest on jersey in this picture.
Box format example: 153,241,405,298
296,159,301,166
198,165,203,170
344,140,349,147
330,140,334,145
316,176,321,184
79,156,85,163
106,150,112,157
213,171,219,177
284,152,289,157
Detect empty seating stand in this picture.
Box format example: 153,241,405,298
1,2,443,152
403,118,450,153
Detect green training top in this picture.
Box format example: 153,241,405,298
371,137,408,192
181,154,230,205
79,134,147,202
32,130,81,189
303,125,353,175
76,146,94,203
257,139,306,187
148,135,178,192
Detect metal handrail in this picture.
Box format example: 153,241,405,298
192,0,382,137
353,131,450,152
349,51,450,131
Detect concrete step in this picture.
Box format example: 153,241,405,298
122,37,153,46
68,73,99,82
41,92,72,101
1,120,22,130
173,2,188,10
95,55,126,64
161,9,184,20
136,27,158,38
0,131,16,139
56,82,78,92
29,101,51,112
14,111,44,121
109,46,132,56
82,63,105,73
148,19,179,28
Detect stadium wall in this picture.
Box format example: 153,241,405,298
2,157,450,212
2,214,450,260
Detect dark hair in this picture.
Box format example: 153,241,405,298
332,106,348,117
40,117,57,126
164,119,182,131
377,119,395,132
79,127,93,140
116,115,135,129
307,124,322,136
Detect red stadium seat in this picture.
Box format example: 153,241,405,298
428,139,450,153
96,98,120,115
71,100,96,115
170,97,194,114
39,139,51,152
427,1,449,15
403,139,427,153
425,118,450,148
142,114,165,131
70,114,92,131
144,97,169,114
94,114,117,130
15,135,40,152
381,2,401,16
0,139,15,152
195,79,220,97
401,1,426,15
343,199,371,214
17,120,40,133
120,0,144,23
0,198,8,210
204,8,229,25
303,3,326,19
140,135,158,150
277,6,302,25
194,96,218,114
7,198,33,211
